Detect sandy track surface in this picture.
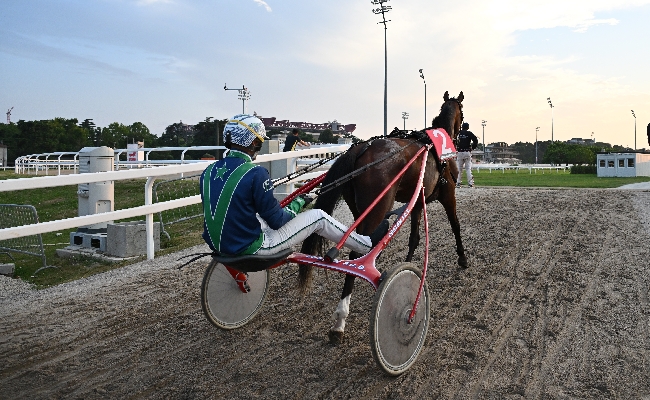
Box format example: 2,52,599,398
1,188,650,399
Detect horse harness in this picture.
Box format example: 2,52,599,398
315,128,454,198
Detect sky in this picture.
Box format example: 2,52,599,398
1,0,650,149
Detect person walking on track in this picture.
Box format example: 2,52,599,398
283,128,310,152
455,122,479,188
200,114,388,257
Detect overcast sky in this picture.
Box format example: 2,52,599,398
1,0,649,148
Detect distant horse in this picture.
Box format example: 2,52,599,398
299,91,467,343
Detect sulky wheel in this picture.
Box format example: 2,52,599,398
370,262,430,376
201,258,271,330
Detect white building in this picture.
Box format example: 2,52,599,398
597,153,650,177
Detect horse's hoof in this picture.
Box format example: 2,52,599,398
328,330,344,345
458,256,468,269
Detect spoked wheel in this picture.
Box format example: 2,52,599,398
201,258,271,330
370,262,430,376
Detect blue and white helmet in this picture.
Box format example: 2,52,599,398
223,114,268,147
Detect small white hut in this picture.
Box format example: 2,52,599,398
597,153,650,177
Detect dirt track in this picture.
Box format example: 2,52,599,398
1,188,650,399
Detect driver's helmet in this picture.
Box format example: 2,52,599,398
462,122,469,130
223,114,268,147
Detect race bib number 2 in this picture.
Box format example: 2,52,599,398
425,128,457,161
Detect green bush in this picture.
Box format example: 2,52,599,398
570,165,596,174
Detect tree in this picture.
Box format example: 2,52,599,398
80,119,100,146
99,122,130,148
128,122,157,147
160,122,193,147
511,142,535,164
0,122,21,163
193,118,226,147
319,128,338,144
542,141,570,165
55,118,89,151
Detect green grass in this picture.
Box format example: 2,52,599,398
0,171,203,288
1,168,649,288
472,169,650,188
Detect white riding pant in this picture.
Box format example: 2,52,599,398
456,151,474,185
255,209,372,256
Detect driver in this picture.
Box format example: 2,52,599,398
200,114,388,257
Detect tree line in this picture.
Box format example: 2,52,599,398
0,117,631,166
509,141,629,165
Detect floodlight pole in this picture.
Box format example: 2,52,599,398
535,126,540,164
224,84,251,114
372,0,391,137
632,110,636,150
402,112,409,130
547,97,554,142
419,69,426,128
481,120,487,162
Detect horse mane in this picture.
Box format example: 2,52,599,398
431,97,462,137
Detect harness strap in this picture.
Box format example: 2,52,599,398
316,139,421,196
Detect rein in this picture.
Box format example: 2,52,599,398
272,152,342,187
267,128,437,199
315,134,425,197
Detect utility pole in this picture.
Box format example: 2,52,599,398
371,0,391,137
402,112,409,131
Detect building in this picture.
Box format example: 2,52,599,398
597,152,650,177
258,117,356,136
482,142,521,164
566,138,596,145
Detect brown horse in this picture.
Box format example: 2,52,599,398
299,91,467,343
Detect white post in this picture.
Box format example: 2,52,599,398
145,176,156,260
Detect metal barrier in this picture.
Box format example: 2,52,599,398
153,174,202,240
0,204,48,274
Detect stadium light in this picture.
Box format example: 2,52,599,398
419,69,426,128
535,126,540,164
402,112,409,130
632,110,636,150
372,0,392,136
547,98,554,142
481,120,487,161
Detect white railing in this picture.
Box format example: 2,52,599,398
472,164,571,173
14,152,80,175
0,145,350,260
15,146,230,175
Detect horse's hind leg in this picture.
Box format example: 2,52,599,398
329,273,356,345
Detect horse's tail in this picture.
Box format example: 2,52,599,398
298,146,359,292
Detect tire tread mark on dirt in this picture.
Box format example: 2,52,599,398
465,215,569,399
523,228,613,398
413,197,560,399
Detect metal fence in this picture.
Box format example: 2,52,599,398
153,174,202,240
0,204,48,273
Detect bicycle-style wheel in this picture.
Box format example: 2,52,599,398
370,262,430,376
201,258,271,330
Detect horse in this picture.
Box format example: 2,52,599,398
299,91,467,344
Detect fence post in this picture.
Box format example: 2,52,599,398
145,177,156,260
